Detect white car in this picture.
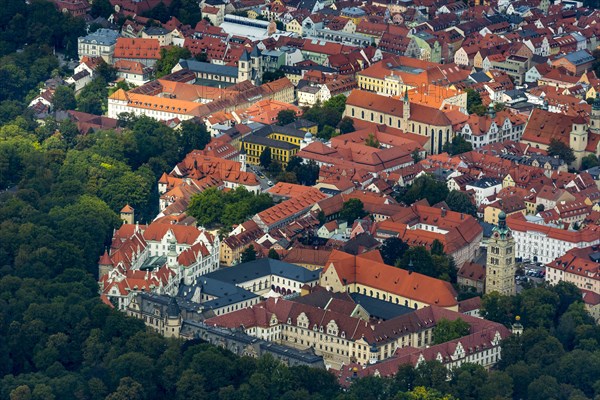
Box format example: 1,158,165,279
267,180,273,186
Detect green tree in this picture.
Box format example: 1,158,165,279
95,62,117,82
90,0,113,18
154,47,192,78
445,191,476,217
481,291,514,327
340,198,366,223
442,134,472,155
337,116,354,134
277,109,297,125
527,375,560,400
105,377,145,400
547,138,576,164
168,0,203,25
317,125,336,140
52,85,76,111
187,187,224,227
77,77,107,115
178,120,210,157
262,69,285,83
268,249,280,260
398,175,449,206
260,147,272,168
581,154,599,170
286,157,319,185
466,89,486,116
365,133,380,148
412,149,422,163
398,386,456,400
432,318,470,344
536,203,545,213
379,237,409,266
241,245,257,263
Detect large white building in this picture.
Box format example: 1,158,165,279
507,214,600,264
456,107,527,149
98,222,220,310
77,29,120,63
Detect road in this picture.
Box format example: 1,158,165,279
248,165,272,191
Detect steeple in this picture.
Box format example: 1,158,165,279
593,92,600,111
487,102,496,119
402,87,410,123
165,296,181,338
590,92,600,134
167,235,178,269
486,210,516,296
239,136,247,172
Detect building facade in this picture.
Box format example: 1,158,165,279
485,211,516,296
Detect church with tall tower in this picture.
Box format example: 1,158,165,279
237,46,262,86
485,211,516,296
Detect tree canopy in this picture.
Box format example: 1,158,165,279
154,47,192,78
445,191,477,217
547,138,575,165
340,198,367,223
187,187,273,230
277,109,297,126
432,318,470,345
442,135,472,156
396,175,449,206
379,237,409,266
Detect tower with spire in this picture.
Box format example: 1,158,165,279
485,211,516,296
590,93,600,134
238,50,251,83
164,296,181,338
402,87,410,127
237,46,262,85
239,136,247,172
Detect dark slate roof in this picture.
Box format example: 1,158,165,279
285,118,317,130
349,293,415,320
204,258,321,284
167,296,180,318
144,26,170,35
240,50,251,62
178,277,258,309
245,134,298,150
342,233,380,255
177,59,239,77
180,321,325,365
250,46,261,58
470,71,492,83
255,124,307,139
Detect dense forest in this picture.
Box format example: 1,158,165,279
1,1,600,399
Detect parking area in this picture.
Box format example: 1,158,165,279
248,166,274,191
515,261,546,291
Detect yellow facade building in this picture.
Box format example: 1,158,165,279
240,125,308,167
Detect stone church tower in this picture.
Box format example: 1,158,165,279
485,211,516,296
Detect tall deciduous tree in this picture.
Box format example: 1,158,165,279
432,318,470,344
398,175,449,206
53,85,76,111
380,237,409,266
154,47,192,78
178,120,210,156
547,138,575,164
241,245,257,263
260,147,272,168
445,191,477,217
277,109,297,126
340,198,366,223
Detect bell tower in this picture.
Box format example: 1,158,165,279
590,93,600,134
485,211,516,296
